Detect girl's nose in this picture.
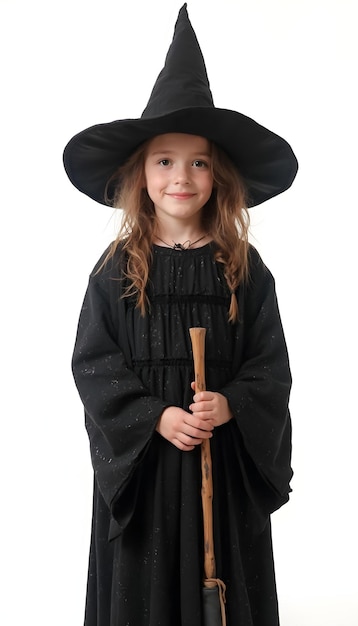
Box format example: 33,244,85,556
174,164,190,184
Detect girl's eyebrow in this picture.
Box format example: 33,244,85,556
150,150,175,156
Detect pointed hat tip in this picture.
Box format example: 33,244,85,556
179,3,188,17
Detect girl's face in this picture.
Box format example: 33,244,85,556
144,133,213,225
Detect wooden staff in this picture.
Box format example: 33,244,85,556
190,328,226,626
189,327,216,578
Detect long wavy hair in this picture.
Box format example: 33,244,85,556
103,137,250,322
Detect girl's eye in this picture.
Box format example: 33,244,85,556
159,159,171,166
193,160,208,168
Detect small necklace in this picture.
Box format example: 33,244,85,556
155,234,208,250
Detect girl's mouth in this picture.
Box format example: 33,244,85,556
167,193,195,199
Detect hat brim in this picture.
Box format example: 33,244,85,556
63,107,298,208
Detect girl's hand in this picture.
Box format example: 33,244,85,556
156,405,213,452
189,383,233,427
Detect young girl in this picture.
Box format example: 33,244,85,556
64,5,298,626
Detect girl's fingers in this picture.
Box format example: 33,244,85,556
185,413,214,431
173,438,196,451
189,401,212,413
185,424,213,439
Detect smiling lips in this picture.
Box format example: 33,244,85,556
167,192,196,199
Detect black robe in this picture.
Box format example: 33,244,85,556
72,242,293,626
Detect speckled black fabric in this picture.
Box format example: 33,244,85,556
72,242,293,626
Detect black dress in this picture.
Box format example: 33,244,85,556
72,242,293,626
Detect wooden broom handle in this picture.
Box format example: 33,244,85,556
189,327,216,580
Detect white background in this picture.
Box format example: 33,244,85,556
1,0,357,624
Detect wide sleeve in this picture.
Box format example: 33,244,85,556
219,246,293,521
72,255,169,531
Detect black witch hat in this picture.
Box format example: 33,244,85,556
63,4,298,207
